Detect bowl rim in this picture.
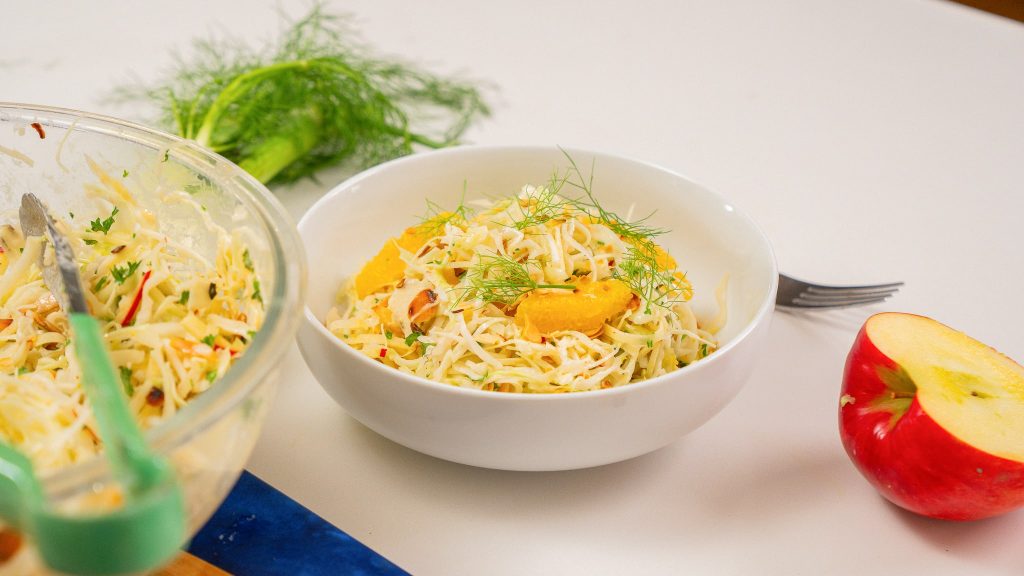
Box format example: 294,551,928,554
0,102,307,489
298,144,777,401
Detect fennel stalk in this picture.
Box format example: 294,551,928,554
117,6,491,184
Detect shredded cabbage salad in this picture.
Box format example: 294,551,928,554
327,173,724,393
0,162,264,473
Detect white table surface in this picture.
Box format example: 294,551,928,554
4,1,1024,574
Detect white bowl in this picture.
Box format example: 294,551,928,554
297,146,777,471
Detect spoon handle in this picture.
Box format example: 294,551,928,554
68,313,170,490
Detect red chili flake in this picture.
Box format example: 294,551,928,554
451,308,464,314
0,527,23,562
121,270,152,327
608,258,615,267
110,244,126,254
29,122,45,139
379,348,388,358
146,387,164,406
540,336,547,344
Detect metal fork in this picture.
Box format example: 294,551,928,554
776,273,903,309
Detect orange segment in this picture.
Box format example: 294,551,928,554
515,279,633,335
354,218,447,298
625,238,676,270
673,271,694,302
623,239,693,301
354,240,404,298
652,244,676,270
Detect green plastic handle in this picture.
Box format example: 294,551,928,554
0,315,186,575
0,443,43,531
0,439,186,575
68,313,167,491
33,481,185,576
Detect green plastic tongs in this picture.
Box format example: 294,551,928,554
0,194,184,575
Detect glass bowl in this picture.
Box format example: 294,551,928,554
0,103,305,573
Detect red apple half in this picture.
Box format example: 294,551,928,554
839,312,1024,520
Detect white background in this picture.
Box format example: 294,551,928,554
3,1,1023,574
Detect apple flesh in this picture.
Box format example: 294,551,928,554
839,312,1024,520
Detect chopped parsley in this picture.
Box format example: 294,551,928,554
179,290,190,305
94,276,110,292
201,334,217,347
242,249,254,271
403,330,434,353
89,206,119,235
111,260,141,284
119,366,134,395
251,279,262,303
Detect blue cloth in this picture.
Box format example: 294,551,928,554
188,471,408,575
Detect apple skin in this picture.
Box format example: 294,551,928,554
839,317,1024,521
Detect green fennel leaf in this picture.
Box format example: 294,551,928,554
612,244,680,314
456,253,574,306
113,5,491,185
509,172,572,230
419,183,473,234
559,150,667,247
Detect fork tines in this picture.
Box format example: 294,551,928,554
777,274,903,309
